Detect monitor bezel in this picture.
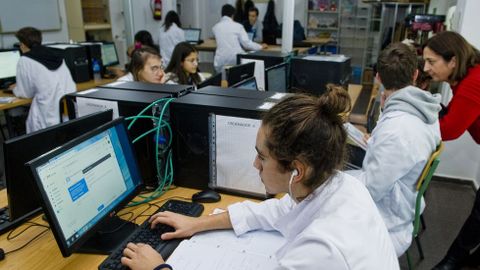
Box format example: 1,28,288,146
0,48,21,81
264,62,288,92
4,110,114,224
183,27,202,43
26,117,143,257
231,76,258,90
101,41,120,67
226,62,255,87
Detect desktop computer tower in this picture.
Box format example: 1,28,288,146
65,88,175,188
80,43,104,80
237,50,291,69
170,93,273,190
46,44,90,83
290,55,351,95
99,81,193,97
196,86,284,100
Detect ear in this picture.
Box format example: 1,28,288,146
448,56,457,70
375,72,382,84
413,69,419,84
290,160,307,184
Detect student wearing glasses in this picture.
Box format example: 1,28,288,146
117,47,166,84
164,42,205,87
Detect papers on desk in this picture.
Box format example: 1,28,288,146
167,229,286,270
0,97,16,104
303,54,349,62
344,122,367,150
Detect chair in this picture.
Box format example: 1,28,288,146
406,142,444,269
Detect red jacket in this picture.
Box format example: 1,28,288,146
440,64,480,144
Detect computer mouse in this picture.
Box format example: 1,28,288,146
191,189,221,203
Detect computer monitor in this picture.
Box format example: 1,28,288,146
226,62,255,87
265,62,288,92
197,73,222,89
231,76,258,91
184,28,202,45
101,42,119,67
0,49,21,87
3,110,113,230
27,117,142,257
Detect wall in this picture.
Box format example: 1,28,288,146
0,0,69,48
434,0,480,188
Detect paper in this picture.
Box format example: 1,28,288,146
257,102,276,111
303,54,349,62
0,97,16,104
105,81,124,87
268,93,289,100
240,58,265,91
76,97,120,119
77,88,99,95
344,122,367,150
212,115,265,196
167,230,286,270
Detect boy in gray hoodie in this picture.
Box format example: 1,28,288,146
347,43,442,256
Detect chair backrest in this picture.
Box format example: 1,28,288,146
412,142,444,236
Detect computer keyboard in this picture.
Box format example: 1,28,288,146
98,199,204,270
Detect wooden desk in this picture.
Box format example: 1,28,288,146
0,78,116,112
195,38,327,54
0,187,249,270
347,84,362,109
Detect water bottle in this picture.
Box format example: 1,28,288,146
92,58,101,82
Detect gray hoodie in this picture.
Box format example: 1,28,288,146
383,85,442,125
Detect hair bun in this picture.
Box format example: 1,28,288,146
317,84,351,123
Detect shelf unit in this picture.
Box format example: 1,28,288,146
65,0,113,42
306,1,341,51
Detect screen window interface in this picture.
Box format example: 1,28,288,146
36,127,135,247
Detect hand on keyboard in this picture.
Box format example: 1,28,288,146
121,242,165,270
149,211,201,240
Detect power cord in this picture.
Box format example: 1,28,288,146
0,222,50,260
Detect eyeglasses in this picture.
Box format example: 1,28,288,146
149,63,165,73
184,58,199,64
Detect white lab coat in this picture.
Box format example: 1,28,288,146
13,57,76,133
117,72,134,82
212,16,263,73
346,88,441,256
228,172,399,270
158,23,185,67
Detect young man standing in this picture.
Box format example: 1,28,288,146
212,4,267,73
347,43,442,256
9,27,75,133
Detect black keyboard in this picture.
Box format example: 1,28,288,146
98,200,204,270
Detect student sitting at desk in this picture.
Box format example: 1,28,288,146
346,43,441,256
8,27,75,133
118,47,166,84
158,11,185,68
242,6,261,41
212,4,267,73
164,42,205,87
120,88,400,270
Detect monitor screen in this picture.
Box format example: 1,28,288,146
0,49,20,81
101,42,119,67
265,62,288,92
184,28,201,43
226,62,255,87
4,110,113,224
231,77,258,91
27,118,142,257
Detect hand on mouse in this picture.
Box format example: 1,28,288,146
149,211,201,240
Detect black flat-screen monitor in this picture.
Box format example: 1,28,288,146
101,42,119,67
27,118,143,257
265,62,288,92
0,49,21,87
231,76,258,91
226,62,255,87
4,110,114,228
197,72,222,89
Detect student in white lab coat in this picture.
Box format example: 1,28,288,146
158,11,185,68
120,87,400,270
346,43,442,256
117,47,166,84
212,4,267,73
9,27,75,133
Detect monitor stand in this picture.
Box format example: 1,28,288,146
77,215,138,255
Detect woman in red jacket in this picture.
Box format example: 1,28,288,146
424,31,480,270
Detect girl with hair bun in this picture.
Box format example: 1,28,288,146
120,86,399,270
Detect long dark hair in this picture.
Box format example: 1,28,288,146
262,85,350,190
165,42,201,85
424,31,480,82
164,11,182,31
